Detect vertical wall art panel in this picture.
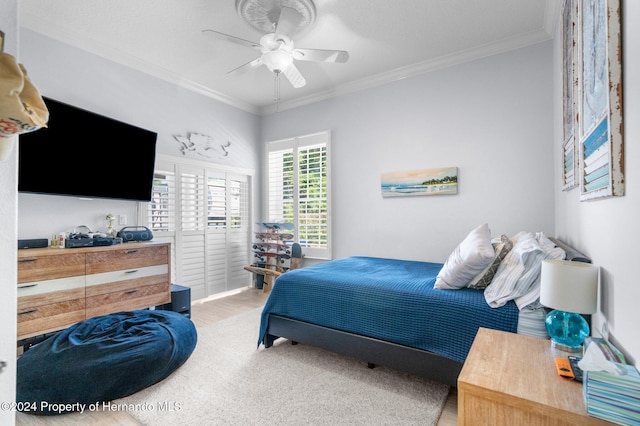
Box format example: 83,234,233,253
577,0,624,200
562,0,578,191
381,167,458,197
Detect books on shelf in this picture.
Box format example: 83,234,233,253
582,338,640,425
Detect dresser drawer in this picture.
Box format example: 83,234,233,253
18,252,85,283
86,245,168,274
85,275,170,318
17,299,86,340
17,276,86,340
18,276,85,308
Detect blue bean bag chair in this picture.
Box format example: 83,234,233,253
17,310,197,415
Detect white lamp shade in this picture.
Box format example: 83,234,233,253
539,259,599,314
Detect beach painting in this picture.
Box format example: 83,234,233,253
381,167,458,197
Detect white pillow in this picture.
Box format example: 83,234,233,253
434,223,495,290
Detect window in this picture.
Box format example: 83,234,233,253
142,156,252,300
267,131,331,260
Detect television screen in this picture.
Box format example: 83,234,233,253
18,97,157,202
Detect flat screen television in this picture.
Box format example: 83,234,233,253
18,97,157,202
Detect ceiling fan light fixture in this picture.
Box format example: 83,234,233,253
262,50,293,73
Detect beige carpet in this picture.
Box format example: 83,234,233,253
118,307,450,425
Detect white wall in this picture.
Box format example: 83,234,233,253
17,29,262,239
0,0,18,422
554,2,639,364
262,41,555,263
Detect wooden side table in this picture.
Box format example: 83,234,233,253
457,328,612,425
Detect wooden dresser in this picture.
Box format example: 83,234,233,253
17,242,171,341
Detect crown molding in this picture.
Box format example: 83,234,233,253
20,14,261,115
260,28,553,115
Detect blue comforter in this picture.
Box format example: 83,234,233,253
259,256,518,364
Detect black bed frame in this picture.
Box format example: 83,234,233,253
262,238,591,387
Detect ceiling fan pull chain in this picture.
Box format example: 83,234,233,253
274,72,281,112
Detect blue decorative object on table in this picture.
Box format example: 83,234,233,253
539,259,599,353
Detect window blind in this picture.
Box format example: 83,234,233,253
267,131,331,260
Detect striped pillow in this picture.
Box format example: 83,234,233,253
514,233,566,309
484,232,543,308
484,232,565,309
467,235,513,289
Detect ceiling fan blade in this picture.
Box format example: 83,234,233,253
202,29,260,50
227,57,263,75
293,48,349,63
282,63,306,88
275,7,303,38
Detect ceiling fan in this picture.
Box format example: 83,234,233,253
203,0,349,93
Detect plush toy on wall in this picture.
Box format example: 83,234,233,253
174,132,231,159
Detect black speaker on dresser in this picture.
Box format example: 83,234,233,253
156,284,191,318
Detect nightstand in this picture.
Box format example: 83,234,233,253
457,328,613,425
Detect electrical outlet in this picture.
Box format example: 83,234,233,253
118,214,127,225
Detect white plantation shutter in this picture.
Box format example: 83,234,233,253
146,165,177,283
268,147,294,224
149,169,175,233
267,131,331,260
142,157,252,300
179,166,207,297
206,173,227,295
227,175,250,289
180,167,206,231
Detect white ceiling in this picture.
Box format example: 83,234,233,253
19,0,560,115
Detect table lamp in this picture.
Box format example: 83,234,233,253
539,259,599,353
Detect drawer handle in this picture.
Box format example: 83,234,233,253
18,258,38,263
125,270,139,274
125,289,138,295
124,250,139,254
19,284,38,289
18,309,38,316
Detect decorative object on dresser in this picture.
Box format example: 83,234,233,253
539,259,599,352
17,238,48,249
16,242,171,345
117,225,154,242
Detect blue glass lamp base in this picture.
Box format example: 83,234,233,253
544,309,589,353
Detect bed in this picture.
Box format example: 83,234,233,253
258,225,591,387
